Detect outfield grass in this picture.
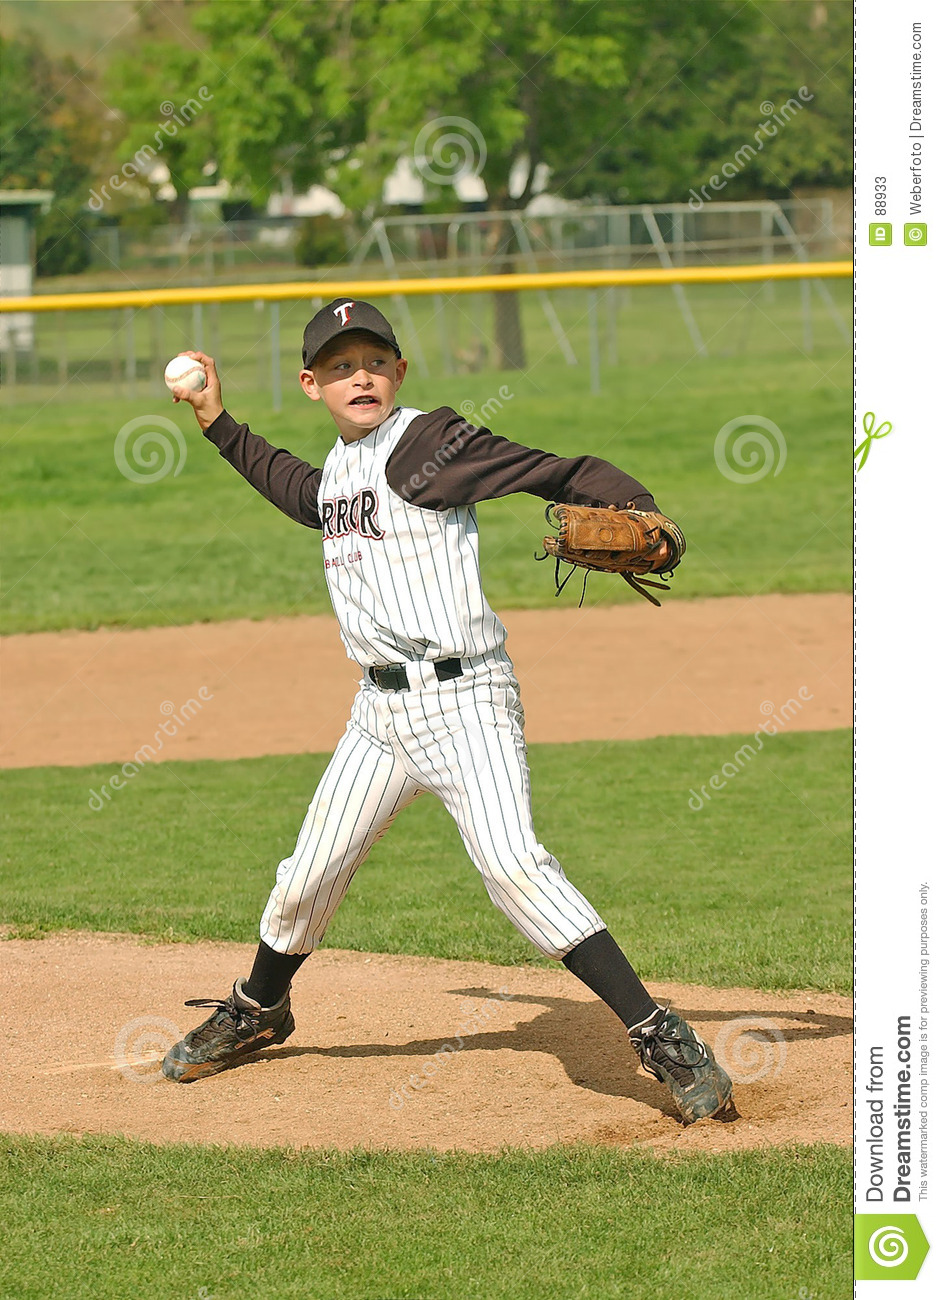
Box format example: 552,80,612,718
1,283,850,633
0,1136,850,1300
0,729,851,993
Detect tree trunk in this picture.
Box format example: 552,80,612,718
487,218,526,371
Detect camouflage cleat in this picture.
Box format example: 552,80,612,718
162,978,295,1083
629,1005,734,1124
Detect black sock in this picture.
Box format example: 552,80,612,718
243,941,309,1007
562,929,658,1032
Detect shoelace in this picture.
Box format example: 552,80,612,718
636,1022,710,1087
184,995,260,1044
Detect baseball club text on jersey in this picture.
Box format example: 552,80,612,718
320,488,385,541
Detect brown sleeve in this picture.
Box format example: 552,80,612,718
203,410,323,529
387,407,658,512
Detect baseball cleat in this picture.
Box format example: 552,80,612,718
161,978,295,1083
629,1005,734,1124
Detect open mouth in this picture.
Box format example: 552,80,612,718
349,395,380,407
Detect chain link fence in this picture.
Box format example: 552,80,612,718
1,267,851,410
36,198,847,291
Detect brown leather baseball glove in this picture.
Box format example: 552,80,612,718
540,503,686,606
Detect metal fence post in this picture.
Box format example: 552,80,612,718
255,300,266,392
800,277,813,354
57,310,68,387
210,300,221,363
192,302,204,351
761,206,775,303
150,308,162,394
433,293,453,374
111,311,121,388
588,289,600,395
271,301,282,412
606,284,618,367
124,307,136,396
640,206,707,358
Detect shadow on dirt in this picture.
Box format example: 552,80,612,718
251,986,851,1122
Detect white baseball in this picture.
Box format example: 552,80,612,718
164,356,207,393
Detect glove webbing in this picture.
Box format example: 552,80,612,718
536,554,673,608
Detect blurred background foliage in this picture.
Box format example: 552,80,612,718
0,0,852,227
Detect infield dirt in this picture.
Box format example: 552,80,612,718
1,593,850,768
3,934,851,1155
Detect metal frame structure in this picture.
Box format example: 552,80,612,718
0,260,852,407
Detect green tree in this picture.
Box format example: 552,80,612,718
96,0,850,355
35,204,92,276
553,1,852,203
735,0,853,192
0,32,104,196
103,3,216,221
187,0,346,200
132,1,757,364
314,0,755,366
0,32,107,278
104,0,345,220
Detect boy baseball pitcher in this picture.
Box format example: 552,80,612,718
161,298,733,1125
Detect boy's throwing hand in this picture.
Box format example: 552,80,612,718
169,350,224,432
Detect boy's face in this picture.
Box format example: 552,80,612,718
299,332,407,442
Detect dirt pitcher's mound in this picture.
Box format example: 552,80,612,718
2,935,850,1155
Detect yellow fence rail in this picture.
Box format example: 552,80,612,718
0,260,852,314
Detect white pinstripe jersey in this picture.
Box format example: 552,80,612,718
318,407,507,667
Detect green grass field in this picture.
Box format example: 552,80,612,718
0,730,851,993
0,1137,850,1300
2,278,852,1298
1,282,851,633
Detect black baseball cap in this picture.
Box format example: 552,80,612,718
302,297,401,368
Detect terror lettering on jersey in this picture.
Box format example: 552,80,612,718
321,488,385,541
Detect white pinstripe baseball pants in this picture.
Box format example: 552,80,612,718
260,653,606,960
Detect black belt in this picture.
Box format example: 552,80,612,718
368,657,463,691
